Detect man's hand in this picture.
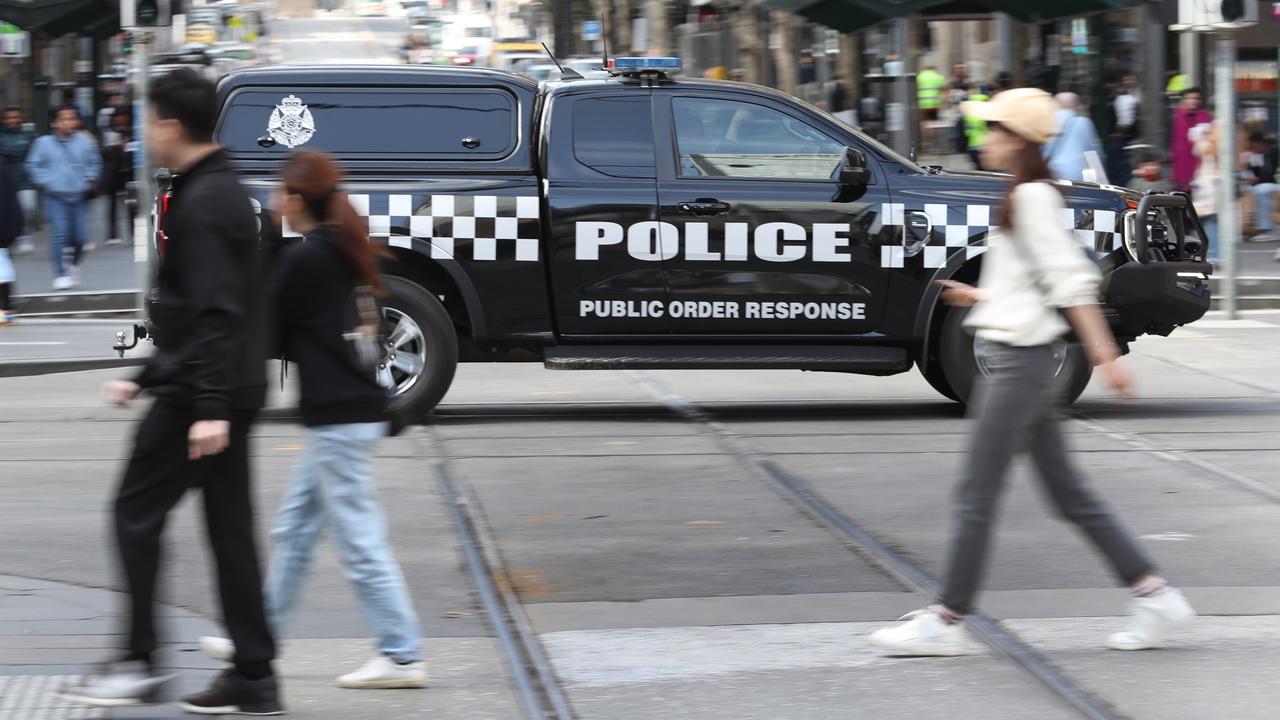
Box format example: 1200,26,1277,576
935,279,982,307
104,380,141,407
189,420,231,461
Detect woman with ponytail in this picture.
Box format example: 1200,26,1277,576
869,89,1194,657
200,150,426,689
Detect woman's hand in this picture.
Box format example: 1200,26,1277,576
1098,360,1135,400
935,279,982,307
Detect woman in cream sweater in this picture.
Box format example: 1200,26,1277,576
868,88,1195,656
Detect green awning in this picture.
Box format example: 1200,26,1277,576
0,0,117,36
760,0,1145,32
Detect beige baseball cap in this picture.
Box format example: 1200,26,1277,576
960,87,1060,145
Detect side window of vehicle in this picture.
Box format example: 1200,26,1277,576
572,97,655,179
672,97,845,181
217,87,516,160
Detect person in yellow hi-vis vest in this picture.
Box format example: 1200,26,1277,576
917,66,947,121
963,85,990,170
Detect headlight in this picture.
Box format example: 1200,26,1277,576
1122,210,1139,261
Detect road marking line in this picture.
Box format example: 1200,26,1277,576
0,342,69,346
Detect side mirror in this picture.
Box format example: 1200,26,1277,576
839,147,871,187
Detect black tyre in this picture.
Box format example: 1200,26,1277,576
936,305,1092,406
379,276,459,420
920,362,960,402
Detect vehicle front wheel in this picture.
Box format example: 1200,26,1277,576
935,305,1092,406
379,276,459,421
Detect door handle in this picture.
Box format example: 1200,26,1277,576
677,199,732,216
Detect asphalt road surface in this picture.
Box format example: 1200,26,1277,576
3,316,1280,719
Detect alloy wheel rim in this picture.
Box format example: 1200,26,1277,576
377,308,427,397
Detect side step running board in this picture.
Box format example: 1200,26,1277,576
544,345,910,374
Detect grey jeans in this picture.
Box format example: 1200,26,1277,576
941,342,1155,615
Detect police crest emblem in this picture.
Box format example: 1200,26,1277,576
267,95,315,148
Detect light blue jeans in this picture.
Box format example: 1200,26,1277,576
264,422,423,663
1253,183,1277,232
1202,215,1219,262
44,194,86,277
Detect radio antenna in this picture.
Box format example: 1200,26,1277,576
541,41,583,80
601,11,609,73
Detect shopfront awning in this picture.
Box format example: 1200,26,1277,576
759,0,1145,32
0,0,117,37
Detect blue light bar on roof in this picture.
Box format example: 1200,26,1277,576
612,56,682,74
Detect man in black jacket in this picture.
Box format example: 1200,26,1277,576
65,69,281,715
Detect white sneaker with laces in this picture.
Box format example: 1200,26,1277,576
337,656,427,689
52,275,73,291
1107,587,1195,650
868,609,969,656
198,635,235,663
60,660,174,707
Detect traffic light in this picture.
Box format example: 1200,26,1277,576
122,0,172,28
1221,0,1245,21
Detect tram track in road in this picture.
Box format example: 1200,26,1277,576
421,425,575,720
624,370,1130,720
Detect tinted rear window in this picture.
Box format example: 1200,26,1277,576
217,87,516,160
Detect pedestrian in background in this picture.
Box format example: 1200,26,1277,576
101,111,134,246
1,106,37,255
64,69,281,715
1127,149,1172,194
200,150,427,690
1243,132,1278,242
869,88,1194,657
962,84,990,170
0,156,20,325
1170,88,1211,193
24,106,99,290
917,65,946,121
1045,92,1103,183
1190,122,1223,263
1108,73,1141,185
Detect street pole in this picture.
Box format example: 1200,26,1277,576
1214,30,1237,319
131,29,153,316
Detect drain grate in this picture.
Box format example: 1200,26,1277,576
0,676,106,720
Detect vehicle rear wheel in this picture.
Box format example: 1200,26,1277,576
920,362,960,402
937,305,1092,406
380,276,459,421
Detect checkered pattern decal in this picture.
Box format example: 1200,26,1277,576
879,202,1122,269
284,194,541,262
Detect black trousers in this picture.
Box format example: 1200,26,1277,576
114,398,275,677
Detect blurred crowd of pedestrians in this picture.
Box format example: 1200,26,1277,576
945,76,1280,261
0,96,136,308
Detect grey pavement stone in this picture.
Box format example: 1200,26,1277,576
544,622,1078,720
457,453,904,603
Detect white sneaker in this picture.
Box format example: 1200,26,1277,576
14,236,33,254
868,609,970,656
198,636,236,663
83,241,96,252
61,660,174,707
337,655,427,689
106,237,125,246
69,265,82,288
1107,588,1195,650
52,275,73,291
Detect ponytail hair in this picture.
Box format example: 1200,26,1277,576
990,121,1061,231
282,150,391,296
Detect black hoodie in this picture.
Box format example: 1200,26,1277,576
271,224,388,427
134,150,267,418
